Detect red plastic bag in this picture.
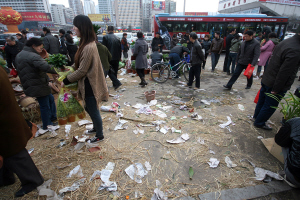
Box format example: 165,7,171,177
10,68,18,78
254,88,261,104
243,64,254,79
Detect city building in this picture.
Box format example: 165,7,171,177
51,4,66,25
142,0,152,32
84,0,96,15
64,7,75,25
165,0,176,14
98,0,114,24
68,0,84,16
0,0,51,13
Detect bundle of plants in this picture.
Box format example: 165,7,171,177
46,54,68,71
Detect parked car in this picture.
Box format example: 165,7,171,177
114,32,137,44
144,32,153,43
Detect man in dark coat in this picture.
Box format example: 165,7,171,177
253,32,300,130
209,31,224,72
223,28,236,74
0,67,44,197
121,33,129,59
151,32,164,52
42,27,60,54
59,29,67,55
4,36,24,69
223,30,260,90
16,33,26,44
102,26,122,90
181,31,192,50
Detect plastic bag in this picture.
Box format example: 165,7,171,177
243,64,255,79
57,88,85,125
10,68,18,78
254,88,261,104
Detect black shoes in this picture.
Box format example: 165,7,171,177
89,136,104,143
140,78,147,88
245,86,251,89
114,84,122,90
86,128,96,134
255,124,273,130
223,85,232,90
15,184,38,197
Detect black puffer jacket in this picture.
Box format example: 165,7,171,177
4,41,24,68
276,118,300,180
151,37,164,52
262,34,300,93
15,46,56,97
102,32,122,61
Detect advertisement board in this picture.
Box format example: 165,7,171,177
152,1,166,10
185,12,209,16
260,0,300,6
88,14,111,22
20,12,52,21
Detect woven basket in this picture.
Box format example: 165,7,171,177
18,96,36,108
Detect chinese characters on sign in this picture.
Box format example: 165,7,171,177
20,12,51,21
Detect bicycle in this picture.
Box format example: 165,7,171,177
150,55,192,83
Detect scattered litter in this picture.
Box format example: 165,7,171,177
238,104,245,111
88,146,101,153
170,116,176,120
90,162,117,191
65,125,71,138
197,137,205,145
160,127,169,134
210,98,221,103
254,167,283,181
114,119,128,131
161,106,172,111
28,148,34,154
144,161,152,171
151,183,167,200
233,89,238,92
57,163,72,169
219,116,232,128
191,113,203,120
182,116,187,119
133,103,143,109
136,105,152,115
207,158,220,168
131,80,138,83
240,158,256,167
171,127,181,133
257,136,264,139
75,135,89,143
226,126,232,132
67,165,84,178
133,128,144,135
167,133,189,144
201,100,211,105
113,94,120,100
116,112,124,118
37,179,61,200
148,100,158,106
56,141,66,148
58,178,86,195
78,120,92,126
124,102,131,107
153,110,167,118
189,167,194,180
225,156,237,168
85,124,93,130
100,106,117,112
125,163,148,183
74,142,85,151
209,150,215,155
180,105,189,110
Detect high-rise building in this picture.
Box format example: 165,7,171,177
0,0,51,13
98,0,114,24
165,0,176,14
84,0,96,15
51,4,66,25
114,0,142,28
142,0,151,32
68,0,84,16
64,7,75,25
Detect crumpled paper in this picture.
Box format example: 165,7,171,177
59,178,86,195
67,165,84,178
133,128,144,135
254,167,283,181
151,180,167,200
145,161,152,171
114,119,128,130
201,100,211,105
136,105,153,115
90,162,118,191
207,158,220,168
37,179,61,200
153,110,167,118
225,156,237,168
219,116,232,129
125,163,148,183
78,120,92,126
167,133,189,144
148,100,157,106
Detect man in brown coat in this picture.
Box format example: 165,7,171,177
0,67,44,197
209,31,224,72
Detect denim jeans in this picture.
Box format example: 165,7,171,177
282,147,300,187
227,52,237,74
85,96,103,138
253,83,287,127
226,63,253,88
169,53,181,76
36,94,57,130
188,65,201,88
211,53,220,71
257,58,269,74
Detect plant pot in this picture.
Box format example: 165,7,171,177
127,69,133,73
58,117,68,125
18,96,36,108
77,111,86,119
68,114,76,122
152,70,160,79
144,69,150,74
132,69,137,74
144,90,156,102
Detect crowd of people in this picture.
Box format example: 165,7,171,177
1,16,300,197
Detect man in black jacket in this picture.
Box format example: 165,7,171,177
151,32,164,52
186,32,205,89
43,27,60,55
16,33,26,44
59,29,67,55
223,30,260,90
253,33,300,130
102,26,122,89
4,36,24,69
181,31,192,50
223,28,236,74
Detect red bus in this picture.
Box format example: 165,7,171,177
153,13,289,49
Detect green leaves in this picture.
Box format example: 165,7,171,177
189,167,194,180
46,54,67,70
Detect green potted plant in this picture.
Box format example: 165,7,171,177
46,54,68,71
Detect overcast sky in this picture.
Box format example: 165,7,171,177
49,0,219,12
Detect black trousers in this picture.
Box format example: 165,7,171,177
136,68,145,80
226,63,253,88
110,60,119,78
0,148,44,189
223,50,229,72
202,53,209,69
188,65,201,88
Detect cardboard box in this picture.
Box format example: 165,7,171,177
261,138,284,164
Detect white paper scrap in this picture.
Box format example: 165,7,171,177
208,158,220,168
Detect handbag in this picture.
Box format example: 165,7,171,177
243,64,254,79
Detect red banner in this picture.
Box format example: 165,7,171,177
20,12,52,22
185,12,208,16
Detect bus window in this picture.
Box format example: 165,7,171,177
161,21,173,32
190,23,196,32
173,22,182,32
197,22,208,32
182,23,189,32
274,24,279,36
209,23,226,38
227,22,240,35
240,22,255,33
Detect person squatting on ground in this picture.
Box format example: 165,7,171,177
61,15,109,143
103,26,122,90
209,31,224,72
200,34,211,70
133,32,149,88
185,32,205,90
253,32,300,130
15,38,58,130
150,46,163,66
169,44,190,78
0,67,44,197
223,30,260,90
227,34,242,75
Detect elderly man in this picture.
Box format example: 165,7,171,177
4,36,24,69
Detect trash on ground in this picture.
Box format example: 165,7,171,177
28,148,34,154
170,116,176,120
182,116,188,119
78,120,92,126
219,116,232,128
160,126,169,134
171,127,181,133
209,150,215,155
145,161,151,171
37,179,61,200
153,110,167,118
125,163,148,183
208,158,220,168
124,102,131,107
254,167,283,181
225,156,237,168
74,142,85,151
85,124,93,130
198,137,205,144
67,165,84,178
90,162,117,191
65,125,71,138
56,141,67,148
114,119,128,130
257,136,264,139
201,100,211,105
180,105,189,110
75,135,89,143
88,146,101,153
148,100,157,106
57,163,72,169
167,133,189,144
58,178,86,195
100,106,117,112
136,105,152,115
191,113,203,121
189,167,194,180
151,181,167,200
133,128,144,135
238,104,245,111
161,106,172,111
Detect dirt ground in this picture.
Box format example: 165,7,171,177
1,55,300,200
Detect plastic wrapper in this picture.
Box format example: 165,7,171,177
57,88,85,125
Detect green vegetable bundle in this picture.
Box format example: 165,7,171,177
46,54,67,70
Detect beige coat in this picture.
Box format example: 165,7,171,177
67,42,108,105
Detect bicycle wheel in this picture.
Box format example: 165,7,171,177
151,63,170,83
183,63,192,82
